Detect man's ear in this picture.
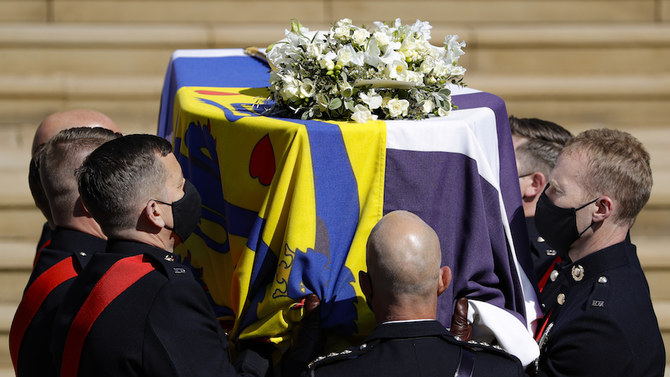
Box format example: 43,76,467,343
73,197,92,218
437,266,452,297
359,270,372,302
593,195,614,223
144,200,166,229
522,172,547,199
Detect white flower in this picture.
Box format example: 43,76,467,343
319,51,337,70
410,20,432,40
421,100,435,113
336,18,353,27
444,35,466,64
337,45,364,67
351,104,378,123
267,18,466,122
387,58,409,80
404,70,424,84
360,90,383,109
333,26,351,40
386,98,409,117
280,75,300,101
364,39,383,68
373,30,391,47
339,81,354,97
352,28,371,46
299,79,316,98
438,106,451,117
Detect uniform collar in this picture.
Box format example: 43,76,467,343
49,226,107,256
366,320,448,342
560,240,633,285
105,239,176,263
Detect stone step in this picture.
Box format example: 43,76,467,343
1,0,659,24
2,23,670,77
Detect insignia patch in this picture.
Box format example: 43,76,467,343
591,300,605,307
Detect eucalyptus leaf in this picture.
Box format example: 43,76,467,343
328,98,342,110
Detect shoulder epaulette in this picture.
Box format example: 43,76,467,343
308,341,377,370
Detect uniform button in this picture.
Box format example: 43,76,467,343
571,265,584,282
598,276,608,284
550,270,559,282
164,255,175,262
537,236,545,243
79,252,87,257
173,267,186,274
557,293,566,305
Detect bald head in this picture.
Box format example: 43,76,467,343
29,109,120,225
32,109,119,156
366,210,444,299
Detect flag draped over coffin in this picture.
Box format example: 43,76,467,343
158,49,540,346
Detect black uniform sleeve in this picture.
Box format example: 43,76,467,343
143,276,260,377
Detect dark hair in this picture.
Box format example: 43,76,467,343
509,116,573,176
77,134,173,236
40,127,121,226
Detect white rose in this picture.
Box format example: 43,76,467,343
278,75,300,101
373,31,391,47
386,98,409,118
337,47,353,66
352,28,371,46
360,90,383,110
351,104,378,123
334,26,350,40
421,100,435,113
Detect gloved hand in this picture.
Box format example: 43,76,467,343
450,297,472,342
280,294,324,377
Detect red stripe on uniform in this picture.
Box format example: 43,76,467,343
538,256,562,294
33,239,52,268
60,254,154,377
9,257,77,374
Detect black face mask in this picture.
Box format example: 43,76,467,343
154,180,202,242
535,186,598,255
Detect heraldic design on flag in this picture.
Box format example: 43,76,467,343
172,87,385,344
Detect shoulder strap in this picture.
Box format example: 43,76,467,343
9,256,77,374
60,254,154,377
455,348,476,377
32,238,52,268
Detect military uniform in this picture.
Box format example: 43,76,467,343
308,320,525,377
10,227,105,377
526,217,560,282
535,241,665,376
50,239,264,377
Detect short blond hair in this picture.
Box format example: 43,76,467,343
562,129,652,226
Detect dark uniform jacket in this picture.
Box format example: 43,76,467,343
536,241,665,377
308,320,525,377
10,227,106,377
50,239,256,377
526,217,560,282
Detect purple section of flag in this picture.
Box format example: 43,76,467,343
384,150,524,324
453,92,537,296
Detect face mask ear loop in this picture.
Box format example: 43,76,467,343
576,197,599,236
575,197,599,211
